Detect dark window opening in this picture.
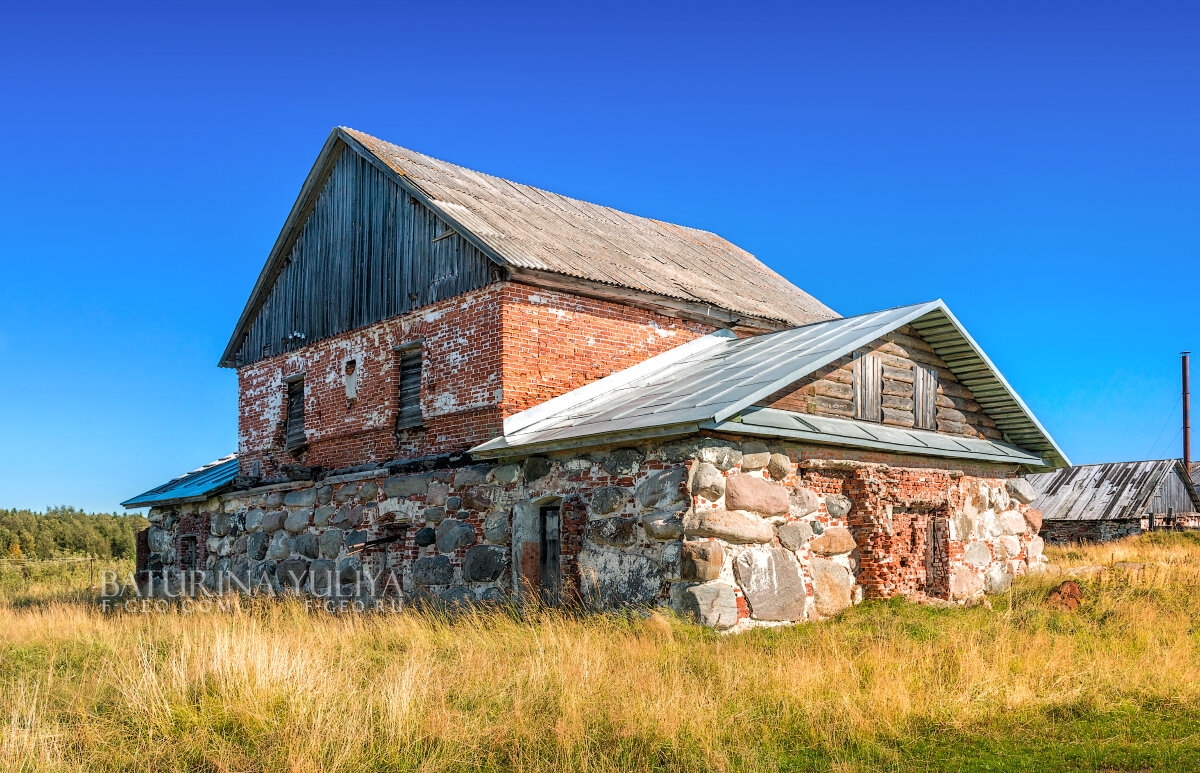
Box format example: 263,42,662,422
539,503,561,605
285,377,306,451
395,345,423,430
852,352,882,422
179,536,198,571
913,364,938,430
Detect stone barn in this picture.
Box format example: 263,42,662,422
124,127,1069,629
1028,459,1200,543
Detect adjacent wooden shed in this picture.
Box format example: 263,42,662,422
1027,459,1200,543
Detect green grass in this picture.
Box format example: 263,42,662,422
1,536,1198,772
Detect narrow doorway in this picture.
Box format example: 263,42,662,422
923,513,950,599
539,503,561,605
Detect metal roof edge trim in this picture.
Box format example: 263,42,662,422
500,329,740,436
706,415,1046,468
709,300,945,424
469,422,703,459
917,304,1071,468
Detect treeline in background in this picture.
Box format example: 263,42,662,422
0,507,148,560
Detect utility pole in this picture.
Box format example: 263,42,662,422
1183,352,1191,474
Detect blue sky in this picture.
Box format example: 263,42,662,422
1,1,1197,513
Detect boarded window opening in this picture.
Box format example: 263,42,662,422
539,503,562,605
395,345,423,430
913,364,937,430
852,352,882,422
285,377,306,451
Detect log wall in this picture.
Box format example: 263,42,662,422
755,325,1004,441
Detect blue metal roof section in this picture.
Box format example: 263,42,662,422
471,300,1069,470
121,455,239,508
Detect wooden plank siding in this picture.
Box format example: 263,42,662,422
232,145,495,367
755,325,1005,441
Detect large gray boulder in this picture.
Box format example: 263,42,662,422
767,453,792,481
261,510,285,533
635,468,687,511
284,488,316,507
294,533,319,559
601,448,644,476
147,527,171,554
318,529,343,559
246,531,269,561
950,566,984,598
452,466,490,488
589,487,625,516
523,456,553,482
697,446,742,471
309,559,337,596
284,509,311,534
435,519,475,554
776,521,813,551
244,509,264,533
724,474,789,515
383,474,432,499
809,557,854,618
277,558,310,589
790,487,820,517
331,505,363,529
641,511,684,541
413,555,454,586
483,511,511,545
673,582,738,629
266,532,292,561
313,505,337,527
734,547,807,621
824,494,853,518
998,510,1027,536
463,545,508,582
684,509,774,544
690,462,726,501
578,546,660,608
211,513,232,537
584,516,638,548
1006,478,1036,505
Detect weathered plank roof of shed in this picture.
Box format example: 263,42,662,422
121,455,238,509
340,128,837,327
1027,459,1200,522
471,299,1067,469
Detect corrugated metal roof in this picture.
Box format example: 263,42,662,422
122,455,238,508
471,299,1067,469
341,128,838,327
1027,459,1200,521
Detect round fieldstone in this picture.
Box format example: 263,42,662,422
777,521,813,550
319,529,343,558
523,456,552,481
357,481,379,502
440,585,475,608
635,467,687,511
247,531,269,561
337,555,362,585
414,526,437,547
767,453,792,481
690,462,726,501
309,559,337,595
313,505,337,527
284,509,311,534
444,496,462,511
435,519,475,553
261,510,285,533
334,484,359,504
284,488,315,507
589,487,625,516
584,516,638,547
294,533,319,559
244,509,264,532
482,511,511,545
414,555,454,586
463,545,508,582
316,485,333,505
601,448,644,476
331,505,363,528
424,506,446,524
492,464,521,484
266,532,291,561
824,494,853,518
277,558,310,590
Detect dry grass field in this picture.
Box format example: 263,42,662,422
2,533,1199,772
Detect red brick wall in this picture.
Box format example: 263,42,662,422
496,283,712,415
236,281,714,478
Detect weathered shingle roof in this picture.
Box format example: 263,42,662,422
341,128,838,327
1027,459,1200,521
471,299,1067,469
122,455,238,509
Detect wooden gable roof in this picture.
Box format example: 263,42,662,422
221,128,837,367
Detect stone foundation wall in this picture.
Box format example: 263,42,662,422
142,435,1045,630
1041,515,1200,544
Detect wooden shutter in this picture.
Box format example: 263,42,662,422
285,378,306,450
913,364,938,430
853,353,882,422
395,347,423,430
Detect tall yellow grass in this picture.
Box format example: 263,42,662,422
2,535,1199,772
